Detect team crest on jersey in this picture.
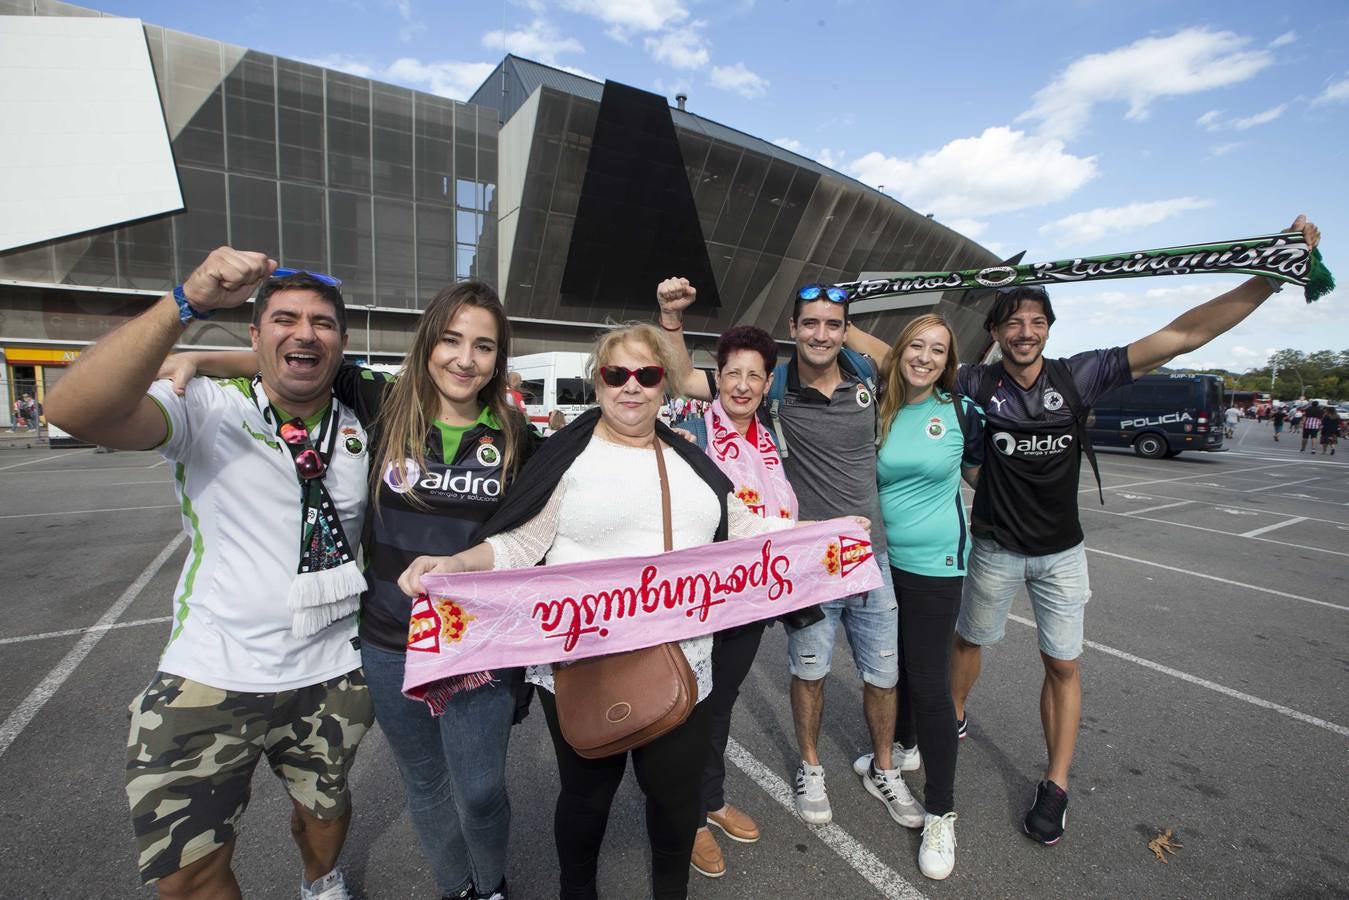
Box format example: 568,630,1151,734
1043,389,1064,411
925,416,946,439
476,437,501,468
856,386,873,408
340,426,365,457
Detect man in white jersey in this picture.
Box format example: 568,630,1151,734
46,247,374,900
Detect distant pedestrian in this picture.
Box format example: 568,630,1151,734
1224,404,1240,438
1301,403,1323,452
1319,407,1339,455
1271,407,1286,441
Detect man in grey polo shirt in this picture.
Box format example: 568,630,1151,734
658,278,921,834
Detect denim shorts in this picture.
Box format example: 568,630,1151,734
956,537,1090,660
787,555,899,688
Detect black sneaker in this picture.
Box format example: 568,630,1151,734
955,716,968,740
475,879,508,900
1023,780,1067,844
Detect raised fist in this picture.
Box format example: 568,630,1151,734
180,247,277,312
656,276,696,320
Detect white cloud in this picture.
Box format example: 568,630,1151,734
1200,103,1287,131
385,58,498,100
1020,28,1274,138
944,217,988,239
482,18,585,65
559,0,689,34
773,138,808,155
816,147,843,169
709,62,768,98
644,21,710,70
1312,77,1349,106
1210,141,1244,156
296,54,377,79
1196,109,1223,130
846,126,1098,218
1269,31,1297,48
1039,197,1213,244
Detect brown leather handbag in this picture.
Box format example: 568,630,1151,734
552,436,697,759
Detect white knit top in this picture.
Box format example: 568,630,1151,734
485,434,792,701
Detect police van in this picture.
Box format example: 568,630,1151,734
1087,373,1225,458
509,351,595,428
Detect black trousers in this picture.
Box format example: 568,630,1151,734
700,622,766,815
540,688,711,900
892,567,962,815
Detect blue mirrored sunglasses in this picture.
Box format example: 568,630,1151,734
797,283,849,304
271,267,343,287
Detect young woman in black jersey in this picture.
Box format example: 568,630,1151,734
157,278,534,900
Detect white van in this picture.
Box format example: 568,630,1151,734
508,351,595,428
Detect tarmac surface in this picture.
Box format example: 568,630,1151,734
0,418,1346,899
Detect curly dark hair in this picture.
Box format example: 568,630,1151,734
715,325,779,373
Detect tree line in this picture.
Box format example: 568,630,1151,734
1170,349,1349,401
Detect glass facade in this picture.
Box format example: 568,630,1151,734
0,22,497,314
0,8,995,360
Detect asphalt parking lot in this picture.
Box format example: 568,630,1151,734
1,418,1346,899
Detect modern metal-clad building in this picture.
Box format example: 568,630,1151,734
0,1,1001,416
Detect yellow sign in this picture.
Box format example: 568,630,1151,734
3,347,82,365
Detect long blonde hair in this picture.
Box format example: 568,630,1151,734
878,314,960,439
371,281,524,508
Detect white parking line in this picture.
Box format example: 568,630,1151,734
724,739,926,900
1124,500,1193,516
1241,516,1309,538
1084,547,1348,613
1081,506,1349,559
1242,477,1320,493
1087,462,1297,494
0,535,184,759
1091,488,1349,527
0,449,94,471
0,616,171,646
0,504,178,520
1007,615,1348,738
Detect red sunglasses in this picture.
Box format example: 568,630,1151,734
279,418,326,480
599,365,665,388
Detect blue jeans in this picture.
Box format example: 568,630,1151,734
362,644,516,896
956,537,1091,660
786,554,899,688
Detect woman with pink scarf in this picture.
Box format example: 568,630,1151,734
673,320,798,880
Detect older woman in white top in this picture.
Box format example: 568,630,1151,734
399,323,792,900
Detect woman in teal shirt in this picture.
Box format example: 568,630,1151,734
865,313,983,881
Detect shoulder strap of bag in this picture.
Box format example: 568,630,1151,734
951,393,970,441
653,436,674,552
765,359,792,459
1043,357,1103,505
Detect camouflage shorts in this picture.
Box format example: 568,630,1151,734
125,669,373,885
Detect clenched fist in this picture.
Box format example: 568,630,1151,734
180,247,277,313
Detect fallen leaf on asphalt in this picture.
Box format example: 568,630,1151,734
1148,827,1183,863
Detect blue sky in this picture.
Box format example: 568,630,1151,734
96,0,1349,373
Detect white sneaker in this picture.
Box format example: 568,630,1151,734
794,762,832,824
300,869,352,900
860,760,925,828
852,742,921,777
919,812,958,880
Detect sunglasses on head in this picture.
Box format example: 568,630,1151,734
278,418,327,480
599,365,665,388
797,284,849,304
995,284,1048,300
272,267,343,287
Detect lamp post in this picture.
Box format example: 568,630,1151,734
365,303,376,364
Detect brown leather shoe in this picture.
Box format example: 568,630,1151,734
691,827,725,878
707,804,761,843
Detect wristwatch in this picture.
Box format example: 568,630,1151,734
173,284,215,325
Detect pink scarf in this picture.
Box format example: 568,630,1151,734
704,398,798,521
402,518,881,710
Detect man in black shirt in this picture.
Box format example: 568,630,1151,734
847,214,1321,847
